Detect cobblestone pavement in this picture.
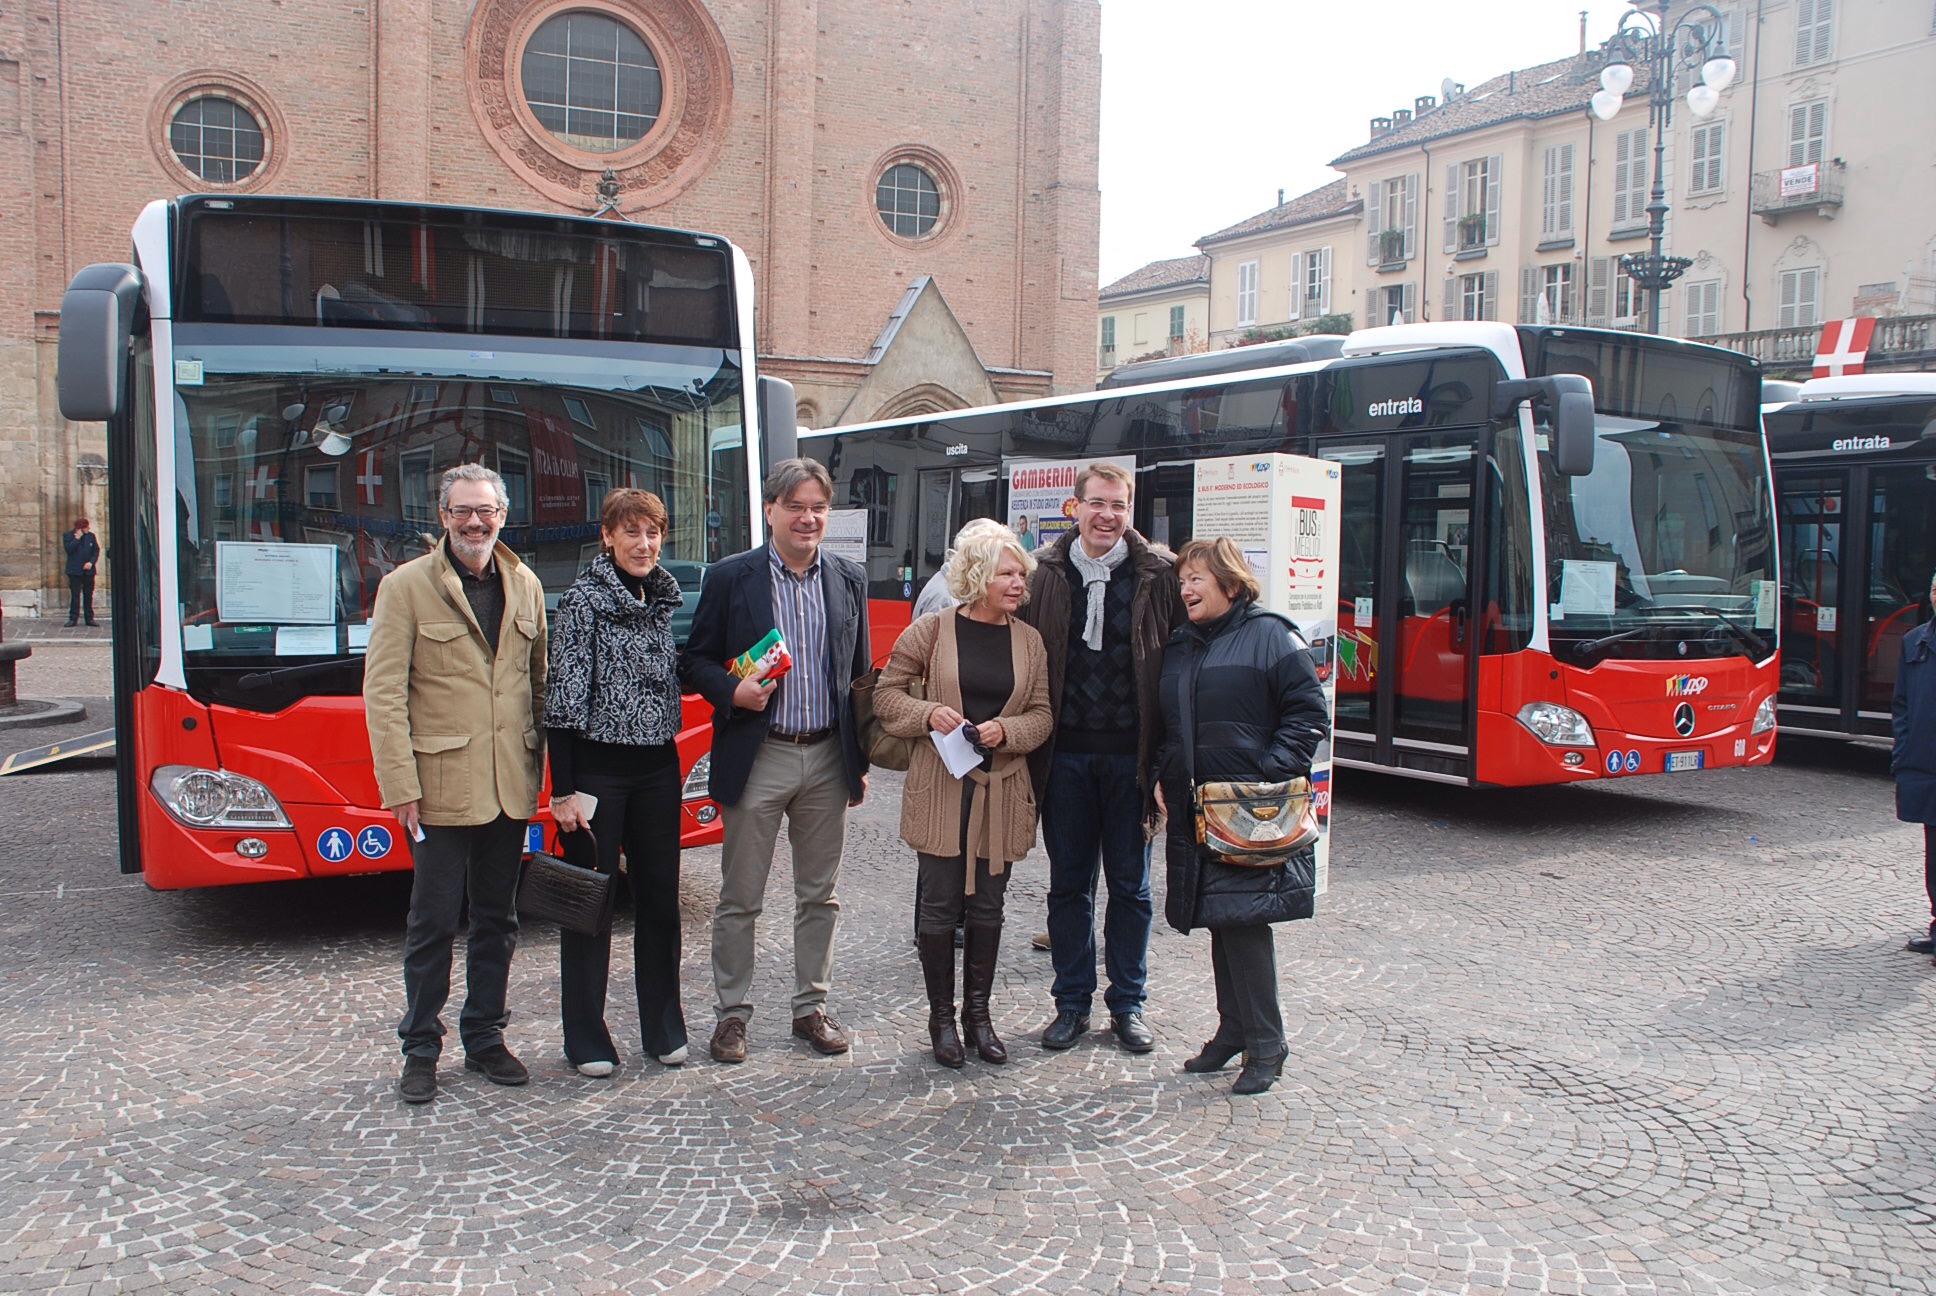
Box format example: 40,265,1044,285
1,684,1932,1294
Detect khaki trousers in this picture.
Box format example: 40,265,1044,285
712,735,850,1022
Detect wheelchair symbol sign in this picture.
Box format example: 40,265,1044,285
356,825,393,859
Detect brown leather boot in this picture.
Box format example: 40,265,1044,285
917,930,965,1068
960,924,1007,1064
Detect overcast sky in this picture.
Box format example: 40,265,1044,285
1098,0,1642,285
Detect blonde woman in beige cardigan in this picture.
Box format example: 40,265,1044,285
874,522,1054,1067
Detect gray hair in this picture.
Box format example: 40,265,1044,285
762,457,834,505
439,463,510,512
945,519,1035,605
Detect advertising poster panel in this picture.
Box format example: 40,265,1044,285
1193,454,1342,893
1004,455,1136,553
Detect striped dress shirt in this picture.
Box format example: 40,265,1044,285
767,546,834,735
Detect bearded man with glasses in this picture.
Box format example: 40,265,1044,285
1016,460,1185,1054
365,463,549,1103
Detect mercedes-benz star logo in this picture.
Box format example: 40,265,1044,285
1673,702,1696,738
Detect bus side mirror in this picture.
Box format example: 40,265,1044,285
1493,373,1596,476
57,262,143,423
757,374,798,470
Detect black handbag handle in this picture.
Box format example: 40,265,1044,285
552,822,601,871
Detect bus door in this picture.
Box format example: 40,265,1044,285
1776,470,1847,728
1321,429,1480,778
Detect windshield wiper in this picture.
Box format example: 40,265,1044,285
234,656,366,690
1692,605,1770,659
1573,626,1650,655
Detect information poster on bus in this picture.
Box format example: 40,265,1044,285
1193,454,1342,894
215,541,340,625
1004,455,1136,553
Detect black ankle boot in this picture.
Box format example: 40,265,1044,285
1232,1052,1285,1096
960,924,1007,1063
1182,1039,1244,1073
917,931,964,1067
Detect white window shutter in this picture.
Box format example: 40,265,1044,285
1588,257,1611,325
1367,180,1385,265
1558,143,1574,233
1369,287,1382,327
1444,277,1459,320
1401,281,1416,323
1444,164,1461,254
1485,155,1503,246
1520,267,1541,324
1318,247,1332,314
1409,174,1424,259
1482,270,1499,321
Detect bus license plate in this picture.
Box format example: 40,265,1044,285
1665,750,1704,772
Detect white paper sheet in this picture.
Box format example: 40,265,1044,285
931,723,984,779
275,625,337,656
1559,559,1618,618
216,541,338,624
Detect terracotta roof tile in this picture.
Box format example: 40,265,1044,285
1196,179,1361,246
1100,254,1210,299
1330,54,1623,165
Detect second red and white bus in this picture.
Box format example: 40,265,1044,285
808,322,1780,787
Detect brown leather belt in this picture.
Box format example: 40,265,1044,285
766,727,834,746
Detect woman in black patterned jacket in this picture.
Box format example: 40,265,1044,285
545,488,688,1076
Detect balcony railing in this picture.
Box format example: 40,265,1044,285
1098,346,1116,369
1750,164,1845,223
1704,314,1936,375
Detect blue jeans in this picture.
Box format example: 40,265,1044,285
1042,750,1151,1016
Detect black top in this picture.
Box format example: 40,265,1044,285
1057,561,1138,752
953,611,1015,725
446,536,504,652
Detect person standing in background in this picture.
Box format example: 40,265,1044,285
62,517,99,627
1892,568,1936,962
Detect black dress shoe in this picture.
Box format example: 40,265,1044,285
1232,1053,1285,1096
1182,1040,1244,1073
463,1043,530,1086
1908,931,1934,954
1041,1009,1091,1049
1111,1011,1155,1053
399,1055,436,1103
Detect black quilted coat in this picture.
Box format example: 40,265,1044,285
544,552,683,746
1154,600,1329,934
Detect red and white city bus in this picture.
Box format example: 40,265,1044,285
808,322,1780,787
1766,373,1936,744
56,195,795,888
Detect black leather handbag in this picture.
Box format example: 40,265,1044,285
516,826,614,936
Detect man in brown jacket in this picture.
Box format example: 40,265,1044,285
365,464,548,1104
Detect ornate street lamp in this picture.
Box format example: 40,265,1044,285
1590,0,1737,334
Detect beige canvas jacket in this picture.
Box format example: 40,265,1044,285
363,540,548,826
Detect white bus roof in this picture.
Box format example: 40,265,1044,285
1794,373,1936,400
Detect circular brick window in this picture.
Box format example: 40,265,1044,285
519,10,663,153
470,0,731,213
150,74,285,191
876,163,939,238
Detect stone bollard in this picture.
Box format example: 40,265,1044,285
0,606,29,707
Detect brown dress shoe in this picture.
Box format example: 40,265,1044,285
791,1008,850,1055
709,1017,748,1064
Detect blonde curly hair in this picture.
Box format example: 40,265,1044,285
943,519,1036,606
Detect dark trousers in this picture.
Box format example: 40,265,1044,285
398,814,526,1058
560,746,686,1064
915,780,1010,933
66,573,95,624
1208,924,1285,1059
1924,825,1935,922
1042,750,1152,1015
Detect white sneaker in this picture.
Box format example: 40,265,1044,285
576,1059,616,1078
656,1046,689,1067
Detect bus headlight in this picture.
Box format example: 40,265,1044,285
151,765,293,829
1751,695,1777,734
1516,701,1594,748
681,753,712,802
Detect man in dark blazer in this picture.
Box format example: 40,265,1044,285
681,457,870,1063
62,517,100,627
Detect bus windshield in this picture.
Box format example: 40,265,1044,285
1537,413,1776,663
170,327,748,711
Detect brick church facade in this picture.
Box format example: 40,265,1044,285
0,0,1100,614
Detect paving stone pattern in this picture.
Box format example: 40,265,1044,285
0,699,1931,1294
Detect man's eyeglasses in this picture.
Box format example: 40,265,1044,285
443,504,504,522
1079,498,1131,514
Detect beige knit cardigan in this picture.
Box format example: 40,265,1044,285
873,610,1054,890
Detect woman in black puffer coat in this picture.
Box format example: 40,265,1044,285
1154,537,1329,1095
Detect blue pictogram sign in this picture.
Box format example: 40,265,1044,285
356,824,393,859
317,827,354,862
1623,749,1641,773
1605,751,1623,774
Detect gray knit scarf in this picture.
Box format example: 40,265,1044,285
1067,536,1128,652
